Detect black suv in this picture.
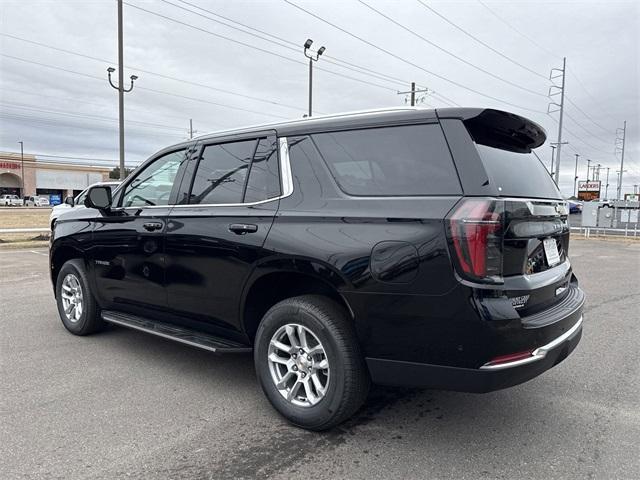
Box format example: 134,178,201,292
50,108,584,430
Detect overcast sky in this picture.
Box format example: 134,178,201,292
1,0,638,196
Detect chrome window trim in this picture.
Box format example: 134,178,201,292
121,137,294,209
479,316,583,371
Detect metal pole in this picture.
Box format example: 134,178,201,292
308,57,313,117
117,0,125,180
553,57,566,186
550,145,556,177
573,153,579,197
18,141,25,196
189,118,193,139
617,120,626,200
410,81,416,107
586,159,591,181
605,167,610,199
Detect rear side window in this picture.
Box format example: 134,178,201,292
476,145,561,199
190,140,256,204
244,136,280,203
312,124,461,196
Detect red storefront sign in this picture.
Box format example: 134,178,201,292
0,162,20,170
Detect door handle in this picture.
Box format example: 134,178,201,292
143,221,163,232
228,223,258,235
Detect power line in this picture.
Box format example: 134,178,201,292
165,0,426,92
564,95,613,134
0,111,185,139
0,86,213,124
0,151,140,168
122,2,403,93
358,0,547,98
0,101,187,131
282,0,546,114
567,68,619,124
416,0,549,80
0,33,308,113
563,110,614,146
476,0,560,60
475,1,622,127
0,53,290,119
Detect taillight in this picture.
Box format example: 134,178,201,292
448,198,504,283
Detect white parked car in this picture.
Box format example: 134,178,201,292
23,195,50,207
0,194,23,206
50,181,120,228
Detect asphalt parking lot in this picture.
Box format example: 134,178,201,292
1,239,639,480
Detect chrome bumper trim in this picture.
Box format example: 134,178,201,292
480,316,583,371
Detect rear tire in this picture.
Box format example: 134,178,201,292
254,295,370,431
55,259,104,335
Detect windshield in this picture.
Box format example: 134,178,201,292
476,144,561,199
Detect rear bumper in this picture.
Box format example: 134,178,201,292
366,315,583,393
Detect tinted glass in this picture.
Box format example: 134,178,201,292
312,124,461,196
121,150,185,207
75,190,87,204
190,140,256,204
476,144,561,199
244,136,280,203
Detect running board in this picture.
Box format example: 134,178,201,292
101,310,252,353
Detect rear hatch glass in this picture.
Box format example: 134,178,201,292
476,144,561,200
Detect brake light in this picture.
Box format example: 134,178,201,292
448,198,504,282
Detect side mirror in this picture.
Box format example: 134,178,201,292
84,186,112,211
64,196,75,206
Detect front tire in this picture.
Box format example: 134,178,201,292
254,295,370,431
55,259,104,335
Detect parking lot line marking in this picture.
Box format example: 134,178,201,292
30,250,48,257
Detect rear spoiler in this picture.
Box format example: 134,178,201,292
437,108,546,153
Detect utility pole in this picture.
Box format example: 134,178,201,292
548,142,567,184
605,167,610,199
107,0,138,180
396,83,430,106
586,159,591,181
303,38,325,117
616,170,627,199
615,121,626,200
573,153,579,197
594,163,602,181
633,184,638,195
18,141,25,196
189,119,196,139
548,57,566,188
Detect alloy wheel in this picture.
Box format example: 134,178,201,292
267,324,330,407
60,273,84,323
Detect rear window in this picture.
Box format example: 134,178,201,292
476,144,561,199
312,124,461,196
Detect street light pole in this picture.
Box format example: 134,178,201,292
107,0,138,180
586,159,591,182
573,153,579,197
303,38,325,117
605,167,610,199
18,141,24,196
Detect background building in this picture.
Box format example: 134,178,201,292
0,152,111,205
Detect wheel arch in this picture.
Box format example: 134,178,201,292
241,268,355,343
50,243,87,296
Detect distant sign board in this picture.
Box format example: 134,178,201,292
49,194,61,206
624,193,639,202
577,180,601,201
